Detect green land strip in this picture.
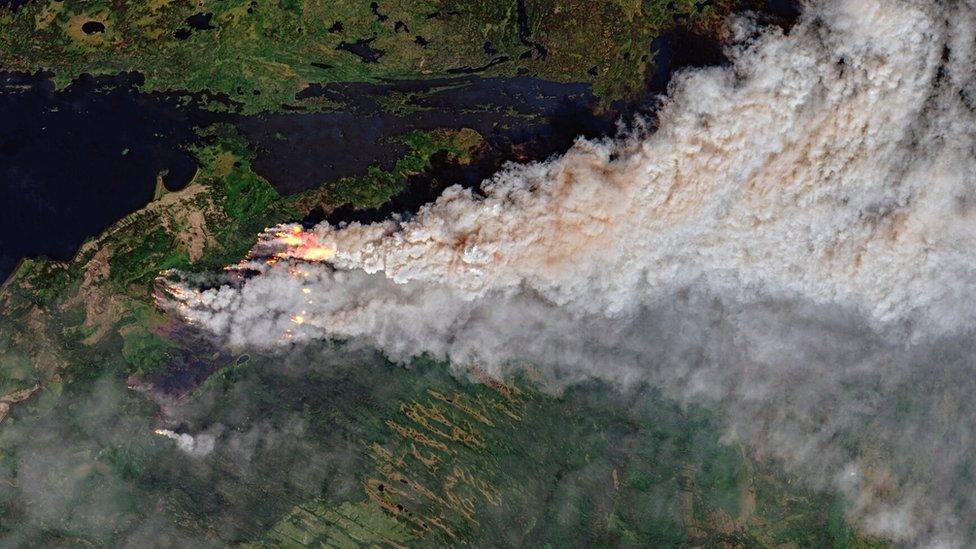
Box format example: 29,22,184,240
0,123,889,546
0,123,485,392
0,0,729,113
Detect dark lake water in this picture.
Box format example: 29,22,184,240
0,0,31,11
0,72,201,281
0,71,616,283
0,1,800,283
279,76,615,226
0,71,611,283
238,76,610,195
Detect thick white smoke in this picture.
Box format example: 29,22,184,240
161,0,976,544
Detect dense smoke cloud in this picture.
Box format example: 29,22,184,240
163,0,976,544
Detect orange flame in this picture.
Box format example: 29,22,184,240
271,226,334,262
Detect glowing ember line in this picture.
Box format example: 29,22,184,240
266,225,335,263
300,246,333,261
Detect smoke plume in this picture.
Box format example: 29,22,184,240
162,0,976,544
152,429,216,458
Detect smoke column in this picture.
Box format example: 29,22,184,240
162,0,976,544
153,429,215,458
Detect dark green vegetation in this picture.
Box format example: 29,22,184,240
294,127,484,209
1,344,887,546
0,0,732,112
0,0,887,545
0,125,888,546
0,124,482,387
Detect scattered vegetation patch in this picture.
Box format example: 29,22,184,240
0,0,732,112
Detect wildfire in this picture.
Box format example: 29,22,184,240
290,312,306,324
302,246,334,261
270,225,334,262
279,225,305,246
164,283,189,299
